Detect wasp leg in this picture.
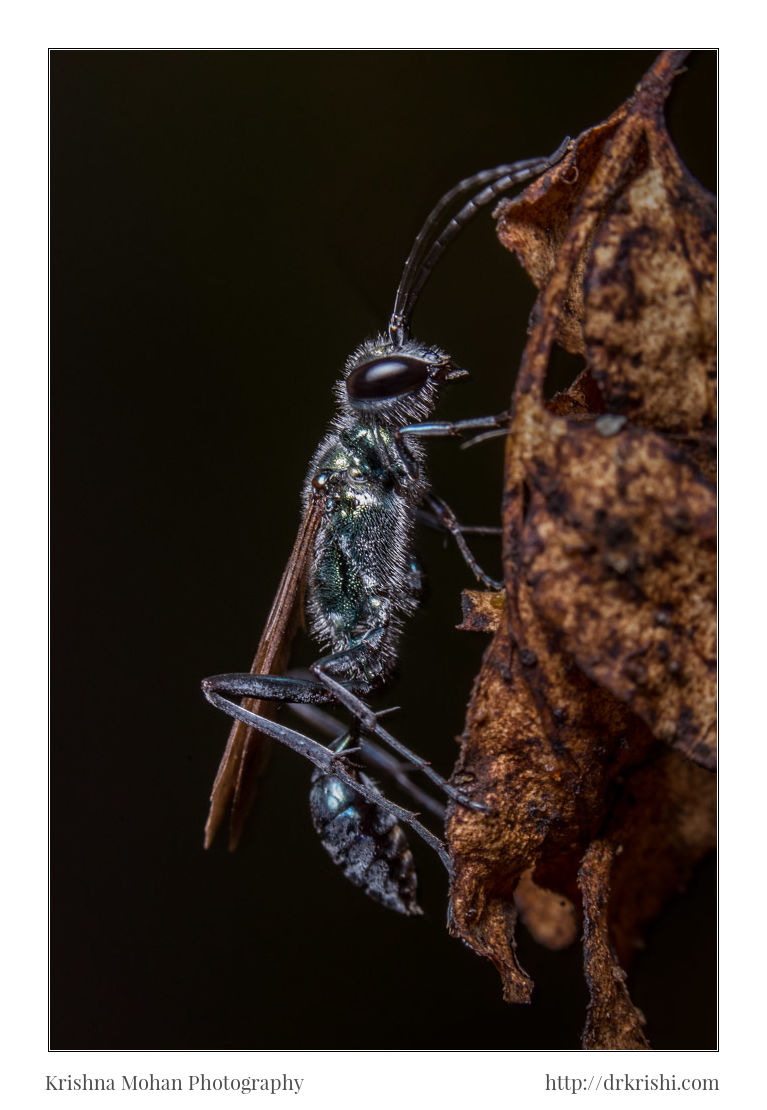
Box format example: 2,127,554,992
398,410,509,439
421,490,503,589
398,417,506,581
288,698,446,820
205,668,449,817
203,670,339,706
201,675,450,870
415,507,502,537
310,663,489,815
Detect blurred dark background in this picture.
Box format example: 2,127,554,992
51,49,716,1050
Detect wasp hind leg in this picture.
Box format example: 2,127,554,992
308,660,490,815
201,671,450,871
288,696,446,820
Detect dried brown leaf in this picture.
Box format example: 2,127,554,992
602,746,716,965
448,601,655,1004
496,115,626,357
584,128,716,432
447,51,716,1049
523,420,716,769
579,841,649,1050
457,589,504,634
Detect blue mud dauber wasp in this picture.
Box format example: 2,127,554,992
202,137,570,914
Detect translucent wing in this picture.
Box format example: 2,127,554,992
204,495,324,849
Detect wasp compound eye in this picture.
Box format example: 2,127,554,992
346,356,430,402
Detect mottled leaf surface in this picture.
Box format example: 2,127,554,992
447,51,716,1049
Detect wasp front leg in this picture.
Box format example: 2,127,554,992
398,411,510,440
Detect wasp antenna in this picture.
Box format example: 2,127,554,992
388,137,571,346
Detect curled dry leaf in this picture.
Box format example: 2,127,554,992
524,421,716,769
578,841,649,1050
447,51,716,1049
457,589,504,634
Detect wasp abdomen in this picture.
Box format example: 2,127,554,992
309,768,421,915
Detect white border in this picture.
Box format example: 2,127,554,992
3,3,759,1106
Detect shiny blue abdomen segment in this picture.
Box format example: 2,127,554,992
309,768,420,915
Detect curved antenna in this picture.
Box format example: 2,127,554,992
388,136,571,346
389,156,552,339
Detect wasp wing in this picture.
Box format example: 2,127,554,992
204,494,323,850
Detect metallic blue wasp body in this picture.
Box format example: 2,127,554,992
203,138,570,912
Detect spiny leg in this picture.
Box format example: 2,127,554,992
415,506,501,538
415,504,502,578
309,663,489,814
288,698,446,820
421,490,503,589
202,674,450,870
399,414,508,586
206,667,469,818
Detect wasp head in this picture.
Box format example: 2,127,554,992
337,335,467,427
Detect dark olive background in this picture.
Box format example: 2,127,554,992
51,49,716,1051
